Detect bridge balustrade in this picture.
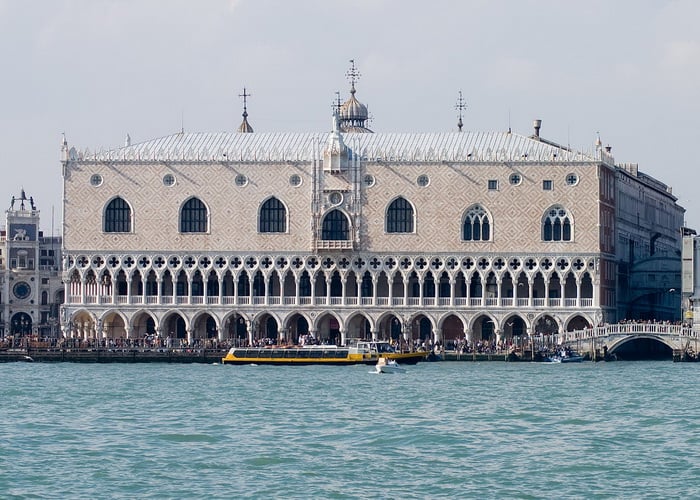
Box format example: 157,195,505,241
559,323,698,345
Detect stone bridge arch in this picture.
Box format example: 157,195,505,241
605,334,674,360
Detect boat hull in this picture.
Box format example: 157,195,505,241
377,365,406,374
545,355,584,363
221,347,427,365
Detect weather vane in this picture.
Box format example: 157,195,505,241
333,91,342,115
239,87,251,115
455,90,467,132
346,59,360,93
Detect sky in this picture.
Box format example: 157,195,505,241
1,0,699,233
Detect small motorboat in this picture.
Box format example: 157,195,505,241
375,357,406,374
546,350,584,363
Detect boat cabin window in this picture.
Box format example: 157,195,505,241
378,343,394,353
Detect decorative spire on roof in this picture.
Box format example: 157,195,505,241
333,91,342,116
338,59,372,133
346,59,360,95
455,90,467,132
237,87,254,133
324,108,349,173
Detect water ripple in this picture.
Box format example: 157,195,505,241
1,361,699,498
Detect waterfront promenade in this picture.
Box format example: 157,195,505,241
1,321,697,362
0,347,226,363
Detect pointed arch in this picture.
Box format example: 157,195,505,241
104,197,132,233
386,196,415,233
542,205,573,241
321,209,350,240
180,197,209,233
259,196,287,233
462,204,491,241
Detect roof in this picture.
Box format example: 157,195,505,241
70,130,602,163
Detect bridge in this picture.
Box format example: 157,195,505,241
554,323,699,360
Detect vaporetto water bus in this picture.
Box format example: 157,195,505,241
221,341,428,365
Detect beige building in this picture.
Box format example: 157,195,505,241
60,69,684,346
1,190,63,339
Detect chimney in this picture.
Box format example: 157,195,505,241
533,119,542,138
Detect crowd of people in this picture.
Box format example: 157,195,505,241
615,318,685,326
3,316,691,354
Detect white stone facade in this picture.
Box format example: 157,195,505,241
60,122,683,346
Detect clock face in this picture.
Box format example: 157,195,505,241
13,281,31,300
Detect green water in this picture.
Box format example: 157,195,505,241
0,361,698,499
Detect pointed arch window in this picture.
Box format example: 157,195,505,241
259,197,287,233
299,271,312,296
104,197,132,233
462,205,490,241
180,197,208,233
543,206,572,241
386,197,414,233
322,209,350,240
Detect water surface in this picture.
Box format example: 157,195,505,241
1,361,698,499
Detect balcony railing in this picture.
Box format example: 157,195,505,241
66,293,597,309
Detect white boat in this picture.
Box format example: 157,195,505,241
546,350,584,363
375,357,406,374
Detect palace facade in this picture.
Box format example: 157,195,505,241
60,69,685,346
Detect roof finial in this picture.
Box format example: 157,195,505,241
333,91,342,116
346,59,360,95
240,87,251,116
237,87,254,133
455,90,467,132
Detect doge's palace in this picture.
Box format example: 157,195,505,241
60,63,684,347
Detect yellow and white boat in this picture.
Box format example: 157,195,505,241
221,341,427,365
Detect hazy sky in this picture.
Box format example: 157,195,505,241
1,0,699,233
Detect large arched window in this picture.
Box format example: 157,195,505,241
259,197,287,233
543,206,572,241
180,197,208,233
104,197,132,233
386,197,414,233
462,204,491,241
322,209,350,240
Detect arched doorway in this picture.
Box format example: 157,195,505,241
11,312,32,337
503,315,527,352
286,313,311,345
223,314,248,346
162,313,187,341
471,314,496,349
131,311,156,338
441,314,465,350
534,314,558,351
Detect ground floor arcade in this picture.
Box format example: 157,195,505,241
63,306,596,351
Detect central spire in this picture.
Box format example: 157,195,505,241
346,59,360,95
237,87,254,133
455,90,467,132
338,59,372,133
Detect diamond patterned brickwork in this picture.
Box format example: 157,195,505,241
64,158,601,257
361,161,600,254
